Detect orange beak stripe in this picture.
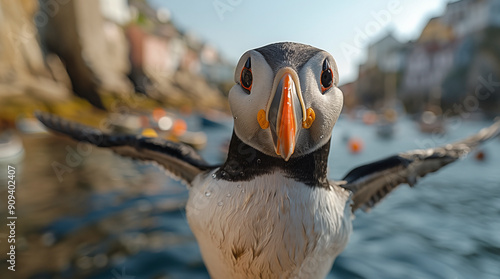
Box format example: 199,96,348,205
276,73,296,161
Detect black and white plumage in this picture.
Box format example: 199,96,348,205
36,42,500,279
35,113,215,185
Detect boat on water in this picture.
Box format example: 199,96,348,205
419,110,446,134
376,122,396,139
375,108,399,139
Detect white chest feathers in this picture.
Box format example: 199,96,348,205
186,170,353,279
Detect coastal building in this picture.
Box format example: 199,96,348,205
352,0,500,115
356,33,405,108
400,17,456,112
441,0,500,38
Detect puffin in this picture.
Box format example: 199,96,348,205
36,42,500,279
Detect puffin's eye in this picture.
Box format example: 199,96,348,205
320,59,333,93
240,57,253,92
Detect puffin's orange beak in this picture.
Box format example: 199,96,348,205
268,72,302,161
276,74,296,160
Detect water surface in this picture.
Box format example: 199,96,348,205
0,117,499,279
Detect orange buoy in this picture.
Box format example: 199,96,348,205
152,108,166,122
348,138,364,154
475,150,485,161
172,119,187,136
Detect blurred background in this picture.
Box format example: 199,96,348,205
0,0,500,278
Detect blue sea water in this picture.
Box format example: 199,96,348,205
0,116,499,279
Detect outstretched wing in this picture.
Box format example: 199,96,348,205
341,120,500,212
36,111,219,186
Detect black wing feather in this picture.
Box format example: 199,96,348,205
341,120,500,212
35,111,218,186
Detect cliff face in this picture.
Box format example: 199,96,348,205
0,0,70,103
0,0,229,116
0,0,134,111
38,0,135,110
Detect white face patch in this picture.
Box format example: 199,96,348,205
228,46,344,158
229,50,277,156
295,51,343,155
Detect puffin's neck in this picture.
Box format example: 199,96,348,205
215,131,330,188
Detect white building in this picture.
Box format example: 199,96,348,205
365,33,405,73
441,0,500,38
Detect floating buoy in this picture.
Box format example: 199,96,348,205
172,119,187,136
152,108,166,122
141,128,158,138
348,138,363,154
475,150,485,161
158,116,174,131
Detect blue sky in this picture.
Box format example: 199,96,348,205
148,0,452,84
